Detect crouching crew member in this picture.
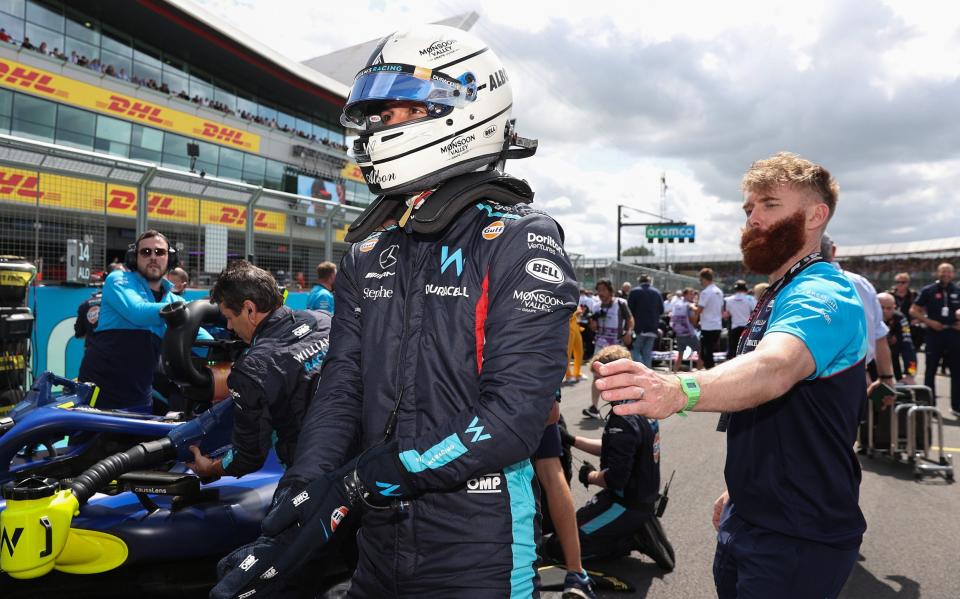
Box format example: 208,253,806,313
553,345,674,570
187,260,331,479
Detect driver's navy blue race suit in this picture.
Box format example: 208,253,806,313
219,306,331,477
285,199,578,598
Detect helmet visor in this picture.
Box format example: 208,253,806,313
341,64,469,129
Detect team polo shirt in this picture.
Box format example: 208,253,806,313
725,261,868,548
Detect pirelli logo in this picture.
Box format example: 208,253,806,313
103,95,166,125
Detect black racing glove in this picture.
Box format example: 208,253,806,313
558,424,575,447
579,461,597,488
211,441,417,599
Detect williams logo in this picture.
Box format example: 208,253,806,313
467,473,502,494
439,246,465,276
440,134,475,159
525,258,563,283
419,39,457,59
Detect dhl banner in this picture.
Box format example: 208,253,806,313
0,164,286,234
0,57,260,152
340,162,365,183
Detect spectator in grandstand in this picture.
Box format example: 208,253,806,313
724,280,756,360
20,36,33,51
628,274,663,368
910,262,960,417
670,287,702,371
306,261,336,313
583,279,634,419
78,230,207,412
69,50,78,64
890,272,923,349
165,266,190,295
822,234,896,391
0,29,10,43
752,281,769,300
698,268,724,368
877,292,917,384
595,152,866,598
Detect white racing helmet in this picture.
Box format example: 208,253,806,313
343,24,523,195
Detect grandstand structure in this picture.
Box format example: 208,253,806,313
0,0,377,286
608,236,960,292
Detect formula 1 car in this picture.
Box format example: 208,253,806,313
0,300,348,597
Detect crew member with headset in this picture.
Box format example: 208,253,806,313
910,262,960,417
78,230,207,412
211,23,577,599
187,260,332,480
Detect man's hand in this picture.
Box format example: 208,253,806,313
593,358,686,419
578,462,596,488
867,379,897,409
927,319,945,332
713,490,729,532
186,445,223,480
901,375,916,385
622,332,633,346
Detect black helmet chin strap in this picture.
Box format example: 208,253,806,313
495,119,537,172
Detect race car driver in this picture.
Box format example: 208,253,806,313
187,260,331,479
212,24,577,599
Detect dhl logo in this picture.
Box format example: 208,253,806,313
106,189,186,218
200,123,247,147
0,61,59,96
104,95,165,125
0,170,61,201
215,206,269,227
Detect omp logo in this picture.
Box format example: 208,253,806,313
201,123,246,146
292,491,310,506
0,171,42,199
439,246,465,277
292,324,311,338
467,474,502,494
105,95,164,124
260,567,278,580
238,591,257,599
217,206,269,227
238,554,258,571
1,526,23,556
525,258,563,284
0,62,57,94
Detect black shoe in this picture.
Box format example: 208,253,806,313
582,406,601,419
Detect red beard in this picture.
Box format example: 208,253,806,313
740,210,807,275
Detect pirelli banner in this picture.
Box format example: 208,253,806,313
0,57,261,152
0,164,286,234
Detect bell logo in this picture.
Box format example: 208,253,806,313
0,171,42,199
105,95,164,124
201,123,246,146
107,189,136,212
0,62,57,94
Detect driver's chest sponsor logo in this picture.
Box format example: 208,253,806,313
525,258,563,284
358,231,382,253
514,288,564,313
482,220,504,240
466,473,502,494
527,232,565,256
363,286,394,300
425,283,470,298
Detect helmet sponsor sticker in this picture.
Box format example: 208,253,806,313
525,258,563,284
483,124,498,138
440,134,476,159
482,220,505,240
331,505,349,532
419,39,458,60
365,170,396,185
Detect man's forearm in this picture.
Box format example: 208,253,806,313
572,436,602,456
874,336,895,379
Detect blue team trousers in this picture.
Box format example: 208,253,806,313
713,513,858,599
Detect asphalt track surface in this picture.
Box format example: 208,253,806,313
543,362,960,599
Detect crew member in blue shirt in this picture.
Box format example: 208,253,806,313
594,152,869,599
910,262,960,417
306,260,336,313
78,229,204,412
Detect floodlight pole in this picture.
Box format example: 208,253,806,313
617,204,675,262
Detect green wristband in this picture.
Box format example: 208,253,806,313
676,373,700,417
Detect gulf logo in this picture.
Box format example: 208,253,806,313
359,233,381,253
482,220,505,240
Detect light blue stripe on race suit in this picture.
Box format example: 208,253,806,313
505,459,537,598
398,433,468,473
221,448,235,470
580,501,627,534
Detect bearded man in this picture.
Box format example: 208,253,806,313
79,230,194,412
591,152,868,599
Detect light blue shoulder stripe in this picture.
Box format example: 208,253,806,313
504,459,537,598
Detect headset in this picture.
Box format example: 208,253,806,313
124,231,179,273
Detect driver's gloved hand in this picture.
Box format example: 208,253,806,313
211,441,417,599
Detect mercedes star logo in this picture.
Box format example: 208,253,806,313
379,245,399,269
